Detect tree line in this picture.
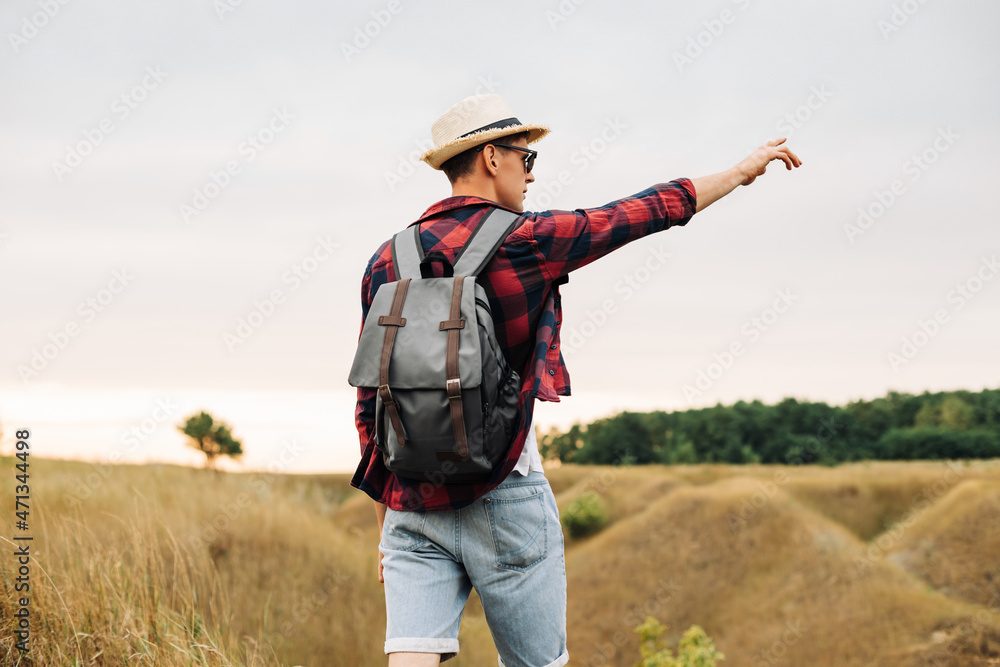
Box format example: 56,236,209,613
538,388,1000,466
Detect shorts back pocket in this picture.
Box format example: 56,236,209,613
485,488,548,572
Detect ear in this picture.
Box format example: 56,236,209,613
482,145,501,177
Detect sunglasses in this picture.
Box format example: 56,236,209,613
476,142,537,173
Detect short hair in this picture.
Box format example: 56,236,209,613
441,131,530,185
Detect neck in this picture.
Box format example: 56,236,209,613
451,179,497,203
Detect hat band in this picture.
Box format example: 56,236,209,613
458,117,521,139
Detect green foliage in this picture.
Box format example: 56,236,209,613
876,426,1000,460
540,423,584,463
542,388,1000,466
177,411,243,466
561,492,608,539
665,436,698,464
634,616,724,667
915,395,974,430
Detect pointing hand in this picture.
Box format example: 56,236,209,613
738,137,803,186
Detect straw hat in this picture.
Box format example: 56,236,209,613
420,94,549,170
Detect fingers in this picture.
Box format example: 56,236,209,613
780,146,803,167
741,141,801,186
772,146,802,170
762,138,802,167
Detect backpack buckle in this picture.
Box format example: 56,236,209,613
378,384,397,408
446,378,462,399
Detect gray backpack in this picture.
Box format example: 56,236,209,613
348,208,522,484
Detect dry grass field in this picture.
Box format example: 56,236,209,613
2,456,999,666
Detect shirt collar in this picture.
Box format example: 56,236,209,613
415,196,521,224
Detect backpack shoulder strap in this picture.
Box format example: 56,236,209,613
390,225,423,280
390,208,520,280
452,208,521,277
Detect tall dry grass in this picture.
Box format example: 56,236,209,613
0,458,392,665
2,457,999,666
1,459,265,664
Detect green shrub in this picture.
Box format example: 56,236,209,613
665,437,698,465
561,492,608,538
634,616,724,667
875,426,1000,460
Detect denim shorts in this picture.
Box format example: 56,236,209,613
380,470,569,667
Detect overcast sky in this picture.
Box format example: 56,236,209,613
1,0,997,472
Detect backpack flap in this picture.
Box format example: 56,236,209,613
347,275,483,390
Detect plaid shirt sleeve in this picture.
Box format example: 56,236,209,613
517,180,697,282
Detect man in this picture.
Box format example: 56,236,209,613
351,93,801,666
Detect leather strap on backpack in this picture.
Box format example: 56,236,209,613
441,276,468,458
378,278,410,447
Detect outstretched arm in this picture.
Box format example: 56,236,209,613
690,137,802,213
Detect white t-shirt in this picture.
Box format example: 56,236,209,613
511,413,544,476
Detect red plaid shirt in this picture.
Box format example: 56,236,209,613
351,178,697,510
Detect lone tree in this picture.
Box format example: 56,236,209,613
178,411,243,467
